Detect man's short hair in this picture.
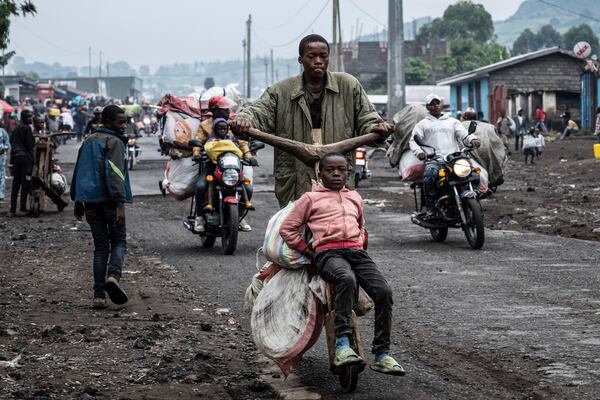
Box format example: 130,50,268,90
101,104,124,123
20,109,32,120
299,34,330,57
318,152,346,171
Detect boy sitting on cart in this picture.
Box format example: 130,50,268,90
279,152,405,376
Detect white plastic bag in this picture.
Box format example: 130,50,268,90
50,172,67,195
162,157,199,201
398,150,424,182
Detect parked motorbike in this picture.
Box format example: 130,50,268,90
126,136,141,170
410,122,484,249
183,139,264,255
353,147,370,187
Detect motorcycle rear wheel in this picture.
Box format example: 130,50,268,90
430,227,448,242
221,203,239,255
462,198,484,249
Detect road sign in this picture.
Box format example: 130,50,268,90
573,41,592,59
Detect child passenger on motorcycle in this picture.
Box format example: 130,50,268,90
280,152,405,376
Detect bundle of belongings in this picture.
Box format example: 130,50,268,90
246,194,374,378
157,94,204,201
385,104,507,193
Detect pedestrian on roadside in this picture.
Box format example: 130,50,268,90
280,152,405,376
559,119,579,140
496,112,515,154
595,107,600,143
70,105,132,309
534,106,547,132
536,130,545,159
84,107,103,135
560,106,570,132
512,108,528,151
522,127,538,165
8,110,35,216
73,106,88,142
0,121,10,202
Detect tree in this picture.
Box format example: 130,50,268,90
513,29,539,55
204,77,215,90
0,1,36,68
537,25,561,49
561,24,600,55
439,38,508,74
16,70,38,80
417,1,494,45
405,57,431,84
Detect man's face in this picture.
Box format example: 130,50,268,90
106,113,127,134
33,117,44,131
299,42,329,81
426,100,442,117
319,156,348,191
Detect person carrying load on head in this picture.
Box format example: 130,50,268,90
192,95,255,233
409,94,481,220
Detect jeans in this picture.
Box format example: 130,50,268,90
423,163,443,210
514,134,523,151
317,248,393,355
10,154,33,213
85,202,127,298
0,155,6,199
535,121,547,133
560,128,572,140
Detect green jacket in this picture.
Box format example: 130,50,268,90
239,71,381,207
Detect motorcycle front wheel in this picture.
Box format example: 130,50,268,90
462,198,484,249
221,203,239,255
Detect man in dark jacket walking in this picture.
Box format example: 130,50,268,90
9,110,34,216
71,105,132,309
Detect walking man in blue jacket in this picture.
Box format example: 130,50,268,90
70,105,132,309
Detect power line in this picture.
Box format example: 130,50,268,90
253,0,330,48
535,0,600,23
255,0,314,31
13,19,89,56
348,0,385,27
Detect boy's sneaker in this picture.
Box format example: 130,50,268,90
104,276,128,305
92,298,108,309
239,218,252,232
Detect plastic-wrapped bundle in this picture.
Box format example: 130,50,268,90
461,121,507,187
263,202,311,269
50,172,67,195
251,268,324,378
161,157,199,201
161,111,202,148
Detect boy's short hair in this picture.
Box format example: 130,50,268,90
299,34,329,57
102,105,124,123
319,152,346,171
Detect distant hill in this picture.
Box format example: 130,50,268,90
494,0,600,47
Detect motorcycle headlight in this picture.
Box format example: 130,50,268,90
143,117,151,124
453,159,472,177
127,138,135,145
222,169,239,186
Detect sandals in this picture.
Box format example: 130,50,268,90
370,355,406,376
334,346,363,367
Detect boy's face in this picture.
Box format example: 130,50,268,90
319,155,348,190
215,122,228,137
33,117,44,131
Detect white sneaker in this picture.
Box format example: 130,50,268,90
194,216,205,233
239,218,252,232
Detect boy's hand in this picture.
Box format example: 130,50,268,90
303,248,316,263
115,204,126,225
74,202,85,220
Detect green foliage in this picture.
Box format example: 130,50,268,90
16,70,39,80
512,25,561,55
417,1,494,45
439,38,508,74
561,24,600,55
0,1,36,67
405,57,431,84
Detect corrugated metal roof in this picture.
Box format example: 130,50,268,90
436,47,580,86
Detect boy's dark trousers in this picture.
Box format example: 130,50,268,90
316,248,393,355
84,202,127,299
10,154,33,214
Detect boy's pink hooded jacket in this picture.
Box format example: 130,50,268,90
280,186,366,254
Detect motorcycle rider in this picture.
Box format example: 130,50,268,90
409,94,481,219
85,106,103,135
192,95,256,233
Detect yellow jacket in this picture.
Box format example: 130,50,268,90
195,118,252,159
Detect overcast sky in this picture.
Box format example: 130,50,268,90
9,0,523,68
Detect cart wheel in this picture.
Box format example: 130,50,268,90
32,193,41,217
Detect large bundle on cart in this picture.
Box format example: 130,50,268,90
156,94,203,200
385,104,507,190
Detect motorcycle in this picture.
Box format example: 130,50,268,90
410,122,485,249
183,139,264,255
126,136,141,170
353,147,370,187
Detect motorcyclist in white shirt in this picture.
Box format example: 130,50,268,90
409,94,481,218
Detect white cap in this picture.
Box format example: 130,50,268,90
425,93,443,105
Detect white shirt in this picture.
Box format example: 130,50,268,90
60,112,74,128
409,113,476,158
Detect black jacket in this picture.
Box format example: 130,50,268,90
10,124,35,160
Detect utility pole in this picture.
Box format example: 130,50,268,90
246,14,252,98
89,46,92,77
287,62,290,77
336,0,343,72
331,0,343,72
270,49,274,85
242,39,246,96
332,0,338,71
387,0,405,118
264,57,269,87
99,51,102,77
106,62,110,77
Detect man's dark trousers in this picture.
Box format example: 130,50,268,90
316,248,393,355
10,154,33,214
84,202,126,299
